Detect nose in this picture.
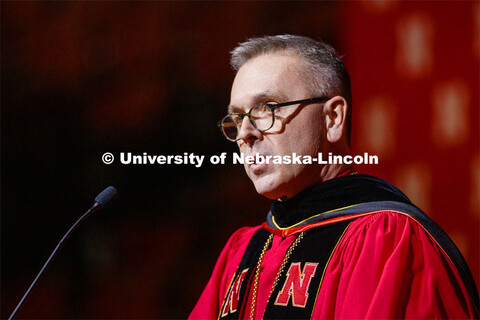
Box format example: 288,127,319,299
237,117,262,145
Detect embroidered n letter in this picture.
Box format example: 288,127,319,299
221,269,249,317
274,262,318,308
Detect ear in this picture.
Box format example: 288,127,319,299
324,96,348,143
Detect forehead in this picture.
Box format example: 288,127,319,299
229,53,310,113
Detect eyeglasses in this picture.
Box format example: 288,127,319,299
217,97,330,142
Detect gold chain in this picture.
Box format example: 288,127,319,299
250,232,305,320
250,234,273,320
268,232,304,298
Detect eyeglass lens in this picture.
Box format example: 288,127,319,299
221,104,274,140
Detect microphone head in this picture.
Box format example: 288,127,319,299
95,186,118,208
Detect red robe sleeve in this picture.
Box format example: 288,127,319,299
313,211,478,319
189,226,261,320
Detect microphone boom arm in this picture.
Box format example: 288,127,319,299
9,186,118,319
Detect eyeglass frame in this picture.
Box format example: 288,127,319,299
217,96,331,142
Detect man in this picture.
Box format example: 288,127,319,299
190,35,479,319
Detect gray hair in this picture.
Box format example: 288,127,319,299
230,35,352,143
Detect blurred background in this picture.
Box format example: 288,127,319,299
2,1,478,318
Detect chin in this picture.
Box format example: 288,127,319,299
256,187,283,200
252,178,287,200
247,169,292,200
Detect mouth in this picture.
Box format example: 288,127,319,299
248,153,268,174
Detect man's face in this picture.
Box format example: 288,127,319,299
229,53,327,200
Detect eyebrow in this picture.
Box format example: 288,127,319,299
227,92,289,114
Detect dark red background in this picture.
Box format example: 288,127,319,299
2,2,478,318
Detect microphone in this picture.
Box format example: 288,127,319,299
95,186,118,208
8,186,119,320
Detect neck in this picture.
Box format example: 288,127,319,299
277,163,354,202
320,162,354,182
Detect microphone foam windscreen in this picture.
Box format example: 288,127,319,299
95,186,118,208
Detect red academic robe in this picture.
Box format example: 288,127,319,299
190,211,478,319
